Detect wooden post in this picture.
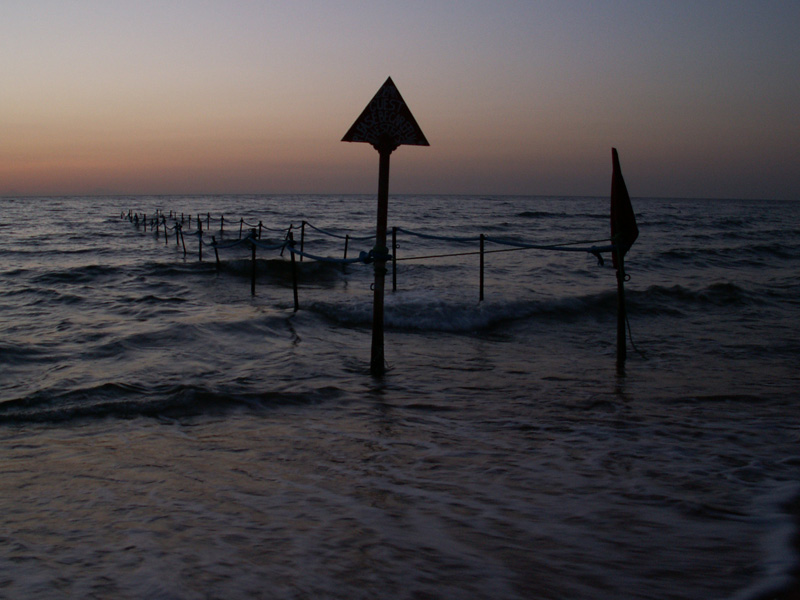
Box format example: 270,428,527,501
392,227,397,292
289,232,299,311
479,233,485,302
179,225,187,256
239,218,243,239
143,213,147,232
198,225,203,262
258,221,263,240
250,233,256,296
615,250,627,372
299,221,306,262
212,236,220,267
207,212,210,229
220,215,224,235
342,234,350,273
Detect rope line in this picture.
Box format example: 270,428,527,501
125,210,620,266
394,227,478,244
285,244,370,264
303,220,375,242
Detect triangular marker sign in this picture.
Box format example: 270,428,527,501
342,77,429,153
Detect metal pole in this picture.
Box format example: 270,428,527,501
371,148,391,376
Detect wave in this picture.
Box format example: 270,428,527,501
306,290,620,333
304,279,773,333
517,211,607,220
629,282,760,310
0,381,344,424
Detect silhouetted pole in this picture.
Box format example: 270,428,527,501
370,143,392,373
289,232,299,312
211,236,220,267
609,147,639,374
479,233,485,302
250,234,257,296
616,250,627,370
342,77,429,376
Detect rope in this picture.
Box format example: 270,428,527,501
394,227,477,244
284,243,370,265
304,221,375,242
484,235,613,253
249,238,289,252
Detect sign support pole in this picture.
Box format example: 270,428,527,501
371,146,392,374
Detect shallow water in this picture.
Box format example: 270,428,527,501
0,195,798,599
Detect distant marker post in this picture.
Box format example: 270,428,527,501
342,77,429,375
609,148,640,373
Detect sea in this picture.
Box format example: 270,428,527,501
0,194,798,600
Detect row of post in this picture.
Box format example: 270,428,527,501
126,209,629,372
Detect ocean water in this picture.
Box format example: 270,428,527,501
0,194,798,600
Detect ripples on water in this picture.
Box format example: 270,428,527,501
0,195,798,599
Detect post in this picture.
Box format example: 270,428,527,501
143,213,147,232
342,234,350,273
220,215,224,235
370,147,392,375
239,218,243,239
392,227,397,292
258,221,263,240
615,250,627,372
198,225,203,262
300,221,306,262
250,233,256,296
479,233,485,302
179,225,187,256
164,222,169,245
288,232,299,311
207,212,210,229
211,236,220,267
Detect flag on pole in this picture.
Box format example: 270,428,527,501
610,148,639,267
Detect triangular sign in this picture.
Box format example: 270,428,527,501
342,77,429,153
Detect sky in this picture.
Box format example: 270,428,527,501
1,1,798,199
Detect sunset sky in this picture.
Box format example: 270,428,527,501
2,1,798,199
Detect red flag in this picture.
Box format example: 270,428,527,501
610,148,639,267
